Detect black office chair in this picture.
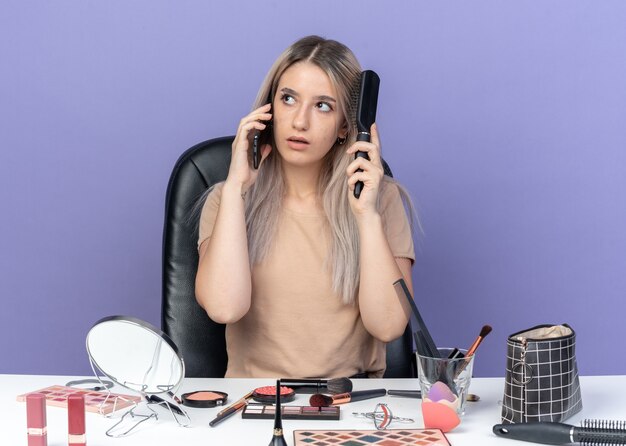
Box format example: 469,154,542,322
162,136,415,378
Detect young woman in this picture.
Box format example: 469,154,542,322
195,35,415,378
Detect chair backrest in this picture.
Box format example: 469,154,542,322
162,136,415,378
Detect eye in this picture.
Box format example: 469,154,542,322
316,102,332,112
281,94,295,105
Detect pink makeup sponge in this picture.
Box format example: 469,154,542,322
422,401,460,433
427,381,456,403
424,396,460,412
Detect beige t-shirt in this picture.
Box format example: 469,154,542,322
198,182,415,378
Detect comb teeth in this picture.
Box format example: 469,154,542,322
581,441,626,445
580,419,626,445
355,70,380,135
347,77,361,140
583,419,626,430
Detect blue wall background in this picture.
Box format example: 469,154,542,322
1,1,625,378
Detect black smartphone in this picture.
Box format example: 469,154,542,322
252,132,262,169
252,104,273,169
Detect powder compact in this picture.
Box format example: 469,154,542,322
252,385,296,404
181,390,228,408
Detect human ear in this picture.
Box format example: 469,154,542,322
338,120,349,139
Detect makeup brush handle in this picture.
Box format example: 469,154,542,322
387,390,421,398
394,278,441,358
493,422,573,445
279,379,323,394
453,356,474,379
280,379,324,384
283,385,318,394
466,335,486,357
350,389,387,402
209,403,243,427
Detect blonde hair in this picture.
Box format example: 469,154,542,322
241,35,416,304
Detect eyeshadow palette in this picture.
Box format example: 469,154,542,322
16,385,141,415
293,428,450,445
242,403,340,420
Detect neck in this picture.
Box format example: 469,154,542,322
282,163,321,200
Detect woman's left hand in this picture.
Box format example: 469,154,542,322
346,123,384,218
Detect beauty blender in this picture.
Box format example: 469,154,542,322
427,381,457,403
423,396,460,412
421,401,460,432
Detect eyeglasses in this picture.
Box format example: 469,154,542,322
353,403,414,430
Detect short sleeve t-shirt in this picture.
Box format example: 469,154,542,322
198,181,415,378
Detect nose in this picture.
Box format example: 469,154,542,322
292,104,309,131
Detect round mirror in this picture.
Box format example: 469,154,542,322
86,315,185,395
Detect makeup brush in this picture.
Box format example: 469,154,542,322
466,325,492,357
388,389,422,398
309,389,387,407
453,324,492,379
279,378,353,394
215,390,253,417
393,278,441,358
388,389,480,402
268,380,287,446
209,400,246,427
493,419,626,445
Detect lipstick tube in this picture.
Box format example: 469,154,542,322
68,394,86,446
26,393,47,446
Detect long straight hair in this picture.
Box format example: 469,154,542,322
242,35,415,304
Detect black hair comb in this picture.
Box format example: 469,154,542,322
493,419,626,445
353,70,380,199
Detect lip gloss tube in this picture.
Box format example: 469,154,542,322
26,393,47,446
68,394,86,446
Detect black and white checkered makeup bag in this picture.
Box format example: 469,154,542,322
501,324,583,424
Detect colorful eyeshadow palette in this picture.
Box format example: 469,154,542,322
293,428,450,445
242,403,340,420
16,385,141,415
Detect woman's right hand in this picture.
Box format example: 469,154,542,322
226,103,273,193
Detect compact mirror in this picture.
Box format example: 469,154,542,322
86,315,189,435
86,315,185,395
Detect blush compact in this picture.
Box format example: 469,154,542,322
181,390,228,408
252,385,296,404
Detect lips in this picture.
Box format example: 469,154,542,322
286,136,310,150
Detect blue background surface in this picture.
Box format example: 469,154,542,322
1,1,625,377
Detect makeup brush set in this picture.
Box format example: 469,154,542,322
391,278,495,432
393,278,492,362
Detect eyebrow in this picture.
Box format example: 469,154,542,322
280,87,337,103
